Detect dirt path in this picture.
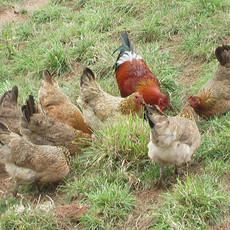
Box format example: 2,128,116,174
0,0,49,30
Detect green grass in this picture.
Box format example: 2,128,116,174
80,181,135,229
151,174,230,229
0,0,23,7
0,196,64,229
0,0,230,229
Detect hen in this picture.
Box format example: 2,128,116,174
0,121,70,196
38,70,92,134
145,104,201,185
0,86,22,135
21,95,91,155
114,31,171,111
189,45,230,118
77,68,143,129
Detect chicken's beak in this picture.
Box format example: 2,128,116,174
139,97,145,106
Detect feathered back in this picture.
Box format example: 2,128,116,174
177,105,196,122
0,121,10,134
215,45,230,66
0,85,18,107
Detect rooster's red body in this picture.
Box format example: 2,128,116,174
114,32,170,111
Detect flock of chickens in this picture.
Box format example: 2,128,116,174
0,32,229,196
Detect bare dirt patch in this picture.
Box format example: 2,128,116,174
0,0,49,30
53,202,88,222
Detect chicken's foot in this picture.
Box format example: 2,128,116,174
174,165,178,175
12,182,19,197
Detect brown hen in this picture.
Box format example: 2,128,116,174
189,45,230,118
21,95,91,155
0,122,70,196
38,70,92,134
77,68,143,129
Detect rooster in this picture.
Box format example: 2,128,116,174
114,31,171,111
77,68,143,129
145,104,201,185
189,45,230,118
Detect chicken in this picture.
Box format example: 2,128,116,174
113,31,171,111
38,69,92,134
0,85,22,135
145,104,201,185
77,67,143,129
21,95,91,155
0,121,70,197
188,45,230,118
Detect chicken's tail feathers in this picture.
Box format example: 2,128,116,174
215,45,230,66
80,67,96,86
0,85,19,106
21,95,38,123
42,69,53,84
113,31,134,57
11,85,19,102
144,104,167,128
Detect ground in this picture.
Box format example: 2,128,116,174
0,0,48,29
0,0,229,229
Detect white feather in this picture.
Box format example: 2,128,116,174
116,51,142,66
148,141,191,166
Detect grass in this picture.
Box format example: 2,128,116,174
0,0,23,7
152,174,230,229
80,181,135,229
0,197,63,230
0,0,230,229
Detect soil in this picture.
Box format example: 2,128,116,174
0,0,49,30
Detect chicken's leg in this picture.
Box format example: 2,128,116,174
12,181,19,197
174,165,178,175
158,165,164,186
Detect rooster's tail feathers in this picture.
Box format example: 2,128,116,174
113,31,133,56
215,45,230,66
80,67,96,86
